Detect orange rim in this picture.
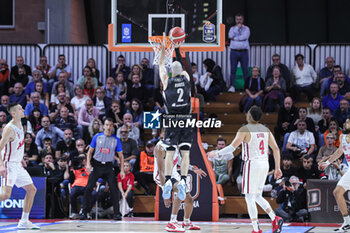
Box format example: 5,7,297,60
149,36,172,49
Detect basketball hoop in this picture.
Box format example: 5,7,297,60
148,36,174,68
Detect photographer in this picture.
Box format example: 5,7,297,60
275,176,308,222
65,154,89,219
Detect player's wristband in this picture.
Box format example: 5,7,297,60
325,160,331,166
216,145,236,156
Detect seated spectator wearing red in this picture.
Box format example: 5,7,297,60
307,97,322,127
322,82,344,115
334,99,350,128
274,97,298,146
263,66,286,112
126,98,143,128
111,55,130,81
92,87,112,120
135,140,155,195
0,58,10,95
316,133,337,163
297,155,321,185
83,77,95,99
266,54,291,91
126,74,147,108
318,107,332,134
9,82,26,108
324,118,342,148
117,162,135,217
290,54,317,102
34,55,51,80
65,154,89,219
319,57,335,97
86,58,101,85
239,66,265,113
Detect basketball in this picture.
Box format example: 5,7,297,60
169,27,186,44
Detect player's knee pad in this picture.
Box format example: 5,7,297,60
166,146,176,151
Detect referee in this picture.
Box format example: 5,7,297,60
80,118,125,220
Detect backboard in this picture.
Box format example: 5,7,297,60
108,0,225,52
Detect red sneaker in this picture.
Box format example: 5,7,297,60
165,222,185,232
182,221,200,230
252,230,262,233
272,216,284,233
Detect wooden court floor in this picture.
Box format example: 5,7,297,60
0,218,342,232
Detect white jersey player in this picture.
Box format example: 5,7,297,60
208,106,283,233
319,118,350,232
0,103,40,230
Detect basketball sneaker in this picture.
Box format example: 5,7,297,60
334,222,350,232
165,222,185,232
272,216,284,233
177,179,186,201
17,220,40,230
182,221,200,230
163,179,173,200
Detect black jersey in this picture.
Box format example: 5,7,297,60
163,75,191,114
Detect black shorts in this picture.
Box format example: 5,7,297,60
163,127,193,146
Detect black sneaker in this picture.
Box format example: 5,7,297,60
113,214,122,220
79,213,87,220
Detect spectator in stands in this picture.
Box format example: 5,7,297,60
289,107,315,133
0,111,7,124
9,82,26,108
24,133,39,165
51,71,75,99
200,58,226,102
54,107,81,139
0,58,10,95
69,139,88,160
48,54,72,82
84,118,103,145
307,97,323,127
319,57,335,94
78,98,99,134
27,108,42,135
128,64,143,87
119,125,139,170
337,73,350,100
9,66,29,94
286,120,316,160
34,80,49,108
115,72,128,105
71,85,89,118
334,99,350,128
323,156,348,181
322,82,344,114
35,116,64,151
25,92,48,117
135,140,155,195
83,76,95,99
191,63,200,86
34,55,51,80
39,138,55,163
266,54,291,90
55,128,76,159
126,74,147,107
274,97,298,146
49,92,75,121
92,87,112,120
323,65,350,97
77,66,98,88
263,66,286,112
10,55,32,83
117,162,135,217
324,119,342,147
117,113,140,144
65,154,89,219
240,66,265,113
111,55,130,81
280,153,296,179
318,107,332,134
316,133,337,163
208,138,233,185
25,70,47,101
153,82,165,113
141,58,155,93
41,153,56,177
0,95,9,116
103,77,120,101
51,83,67,105
297,155,321,184
228,13,250,93
86,58,101,85
275,176,307,222
105,100,124,128
126,98,143,128
291,54,317,102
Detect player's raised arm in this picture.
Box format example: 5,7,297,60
268,131,282,180
319,134,345,170
159,32,169,89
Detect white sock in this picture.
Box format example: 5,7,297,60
184,218,190,224
344,215,350,224
252,220,259,232
21,212,29,221
268,211,276,221
170,214,177,223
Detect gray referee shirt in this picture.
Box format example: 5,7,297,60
90,132,123,163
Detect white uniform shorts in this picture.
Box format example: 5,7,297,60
338,169,350,191
1,162,33,188
242,160,269,194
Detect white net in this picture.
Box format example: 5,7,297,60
149,36,174,68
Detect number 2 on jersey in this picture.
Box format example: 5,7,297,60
259,140,264,155
177,88,184,102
